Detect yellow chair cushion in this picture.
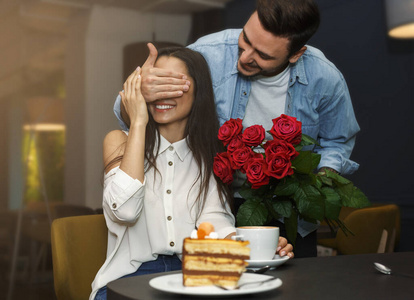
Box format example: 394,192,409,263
51,214,107,300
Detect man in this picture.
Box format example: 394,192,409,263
114,0,360,257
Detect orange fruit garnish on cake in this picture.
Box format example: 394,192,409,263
197,222,215,239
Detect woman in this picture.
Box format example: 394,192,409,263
91,46,293,300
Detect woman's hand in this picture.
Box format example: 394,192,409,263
119,67,148,128
276,237,294,258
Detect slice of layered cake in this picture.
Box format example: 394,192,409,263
182,223,250,288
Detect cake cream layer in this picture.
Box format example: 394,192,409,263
183,238,250,259
183,257,247,271
183,269,242,276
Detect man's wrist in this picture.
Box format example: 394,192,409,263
318,167,339,174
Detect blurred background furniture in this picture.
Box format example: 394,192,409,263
318,204,400,255
51,214,107,300
21,202,97,282
7,202,97,300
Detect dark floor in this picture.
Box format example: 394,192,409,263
1,281,56,300
1,255,57,300
0,210,56,300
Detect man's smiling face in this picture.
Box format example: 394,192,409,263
237,12,302,77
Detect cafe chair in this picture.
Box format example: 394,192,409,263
51,214,108,300
318,204,400,255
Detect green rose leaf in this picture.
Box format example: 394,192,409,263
274,177,299,196
321,187,342,219
295,172,317,186
324,170,370,209
311,152,321,170
294,184,325,221
239,184,268,201
336,183,371,208
326,170,351,185
319,174,333,186
292,151,314,174
271,199,293,218
236,200,268,226
299,133,320,147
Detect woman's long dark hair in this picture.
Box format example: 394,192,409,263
106,47,233,219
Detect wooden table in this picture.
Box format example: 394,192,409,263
107,252,414,299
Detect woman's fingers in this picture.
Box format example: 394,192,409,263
135,67,142,93
123,67,141,99
276,236,294,258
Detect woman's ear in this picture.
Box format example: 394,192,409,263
289,46,307,64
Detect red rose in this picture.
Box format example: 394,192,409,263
213,152,234,184
227,135,245,153
265,153,294,179
245,156,270,189
264,139,299,159
231,146,254,173
269,114,302,145
218,118,243,146
241,125,266,147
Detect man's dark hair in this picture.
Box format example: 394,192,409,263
257,0,320,57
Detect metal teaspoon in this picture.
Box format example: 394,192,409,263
246,265,271,274
374,262,414,278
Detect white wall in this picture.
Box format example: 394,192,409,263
81,6,191,208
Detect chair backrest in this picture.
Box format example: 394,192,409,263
52,203,96,219
51,214,107,300
336,204,399,255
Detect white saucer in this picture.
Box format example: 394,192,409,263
149,273,282,296
246,255,290,269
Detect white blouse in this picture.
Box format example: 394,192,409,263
90,135,235,299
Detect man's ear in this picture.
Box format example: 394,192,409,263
289,46,307,64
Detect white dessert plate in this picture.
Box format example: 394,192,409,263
246,255,290,269
149,273,282,296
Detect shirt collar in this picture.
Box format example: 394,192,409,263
231,59,239,75
289,50,309,86
158,134,191,162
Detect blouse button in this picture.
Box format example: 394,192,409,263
166,189,172,194
170,241,175,247
112,203,117,209
167,216,172,221
168,146,174,151
243,91,247,96
168,161,173,166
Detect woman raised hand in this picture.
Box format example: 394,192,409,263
104,67,147,183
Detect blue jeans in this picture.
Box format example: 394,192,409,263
94,254,182,300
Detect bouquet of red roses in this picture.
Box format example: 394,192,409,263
213,115,369,244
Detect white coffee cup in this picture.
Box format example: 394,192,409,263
232,226,279,260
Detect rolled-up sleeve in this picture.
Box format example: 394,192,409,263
103,167,146,224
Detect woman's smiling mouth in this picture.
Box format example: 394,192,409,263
155,104,174,110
